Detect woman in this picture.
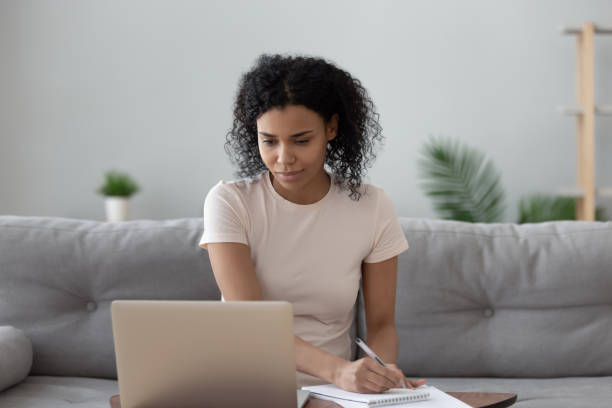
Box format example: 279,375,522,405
199,54,426,393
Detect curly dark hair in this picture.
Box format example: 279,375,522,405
224,53,384,201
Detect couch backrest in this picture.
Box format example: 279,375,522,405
0,216,219,379
2,216,611,379
362,218,612,378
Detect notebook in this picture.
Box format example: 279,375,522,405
302,384,472,408
302,384,430,407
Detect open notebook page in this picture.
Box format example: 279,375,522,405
304,385,472,408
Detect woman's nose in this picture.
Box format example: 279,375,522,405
277,145,296,164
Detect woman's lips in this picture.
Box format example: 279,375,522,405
276,170,303,181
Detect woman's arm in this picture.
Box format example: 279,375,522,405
205,242,263,300
294,335,347,382
206,242,407,392
362,256,426,388
361,256,400,363
206,242,344,379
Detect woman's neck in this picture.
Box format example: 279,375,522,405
269,169,331,205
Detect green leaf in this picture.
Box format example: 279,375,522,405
518,194,608,223
97,170,140,197
418,135,506,223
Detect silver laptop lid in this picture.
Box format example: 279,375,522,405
111,300,297,408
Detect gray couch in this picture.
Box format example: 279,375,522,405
0,215,611,407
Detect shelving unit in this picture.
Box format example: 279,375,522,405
557,22,612,220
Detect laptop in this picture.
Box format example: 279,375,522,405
111,300,310,408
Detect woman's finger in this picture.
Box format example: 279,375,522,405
358,373,388,393
407,378,427,388
363,358,400,388
386,365,410,388
385,363,411,388
364,366,396,390
385,367,405,388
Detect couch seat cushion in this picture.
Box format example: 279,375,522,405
0,376,118,408
426,376,612,407
2,375,611,407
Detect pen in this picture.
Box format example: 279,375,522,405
355,337,406,389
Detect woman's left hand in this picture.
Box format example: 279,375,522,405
386,363,427,389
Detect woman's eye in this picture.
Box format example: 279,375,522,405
262,139,309,145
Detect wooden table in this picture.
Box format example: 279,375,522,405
110,391,516,408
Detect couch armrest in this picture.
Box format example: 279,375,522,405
0,326,33,392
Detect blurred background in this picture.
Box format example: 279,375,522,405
0,0,611,222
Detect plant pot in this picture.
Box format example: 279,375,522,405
104,197,130,222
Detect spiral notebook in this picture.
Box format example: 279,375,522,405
302,384,472,408
302,384,430,407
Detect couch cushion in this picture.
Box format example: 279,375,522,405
0,326,33,392
3,376,610,408
425,376,612,407
0,376,118,408
0,216,218,379
385,219,612,378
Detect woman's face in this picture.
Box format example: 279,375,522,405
256,104,337,190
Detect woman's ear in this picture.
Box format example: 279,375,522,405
327,113,339,141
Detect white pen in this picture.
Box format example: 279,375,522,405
355,337,407,389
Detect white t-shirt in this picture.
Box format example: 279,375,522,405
198,170,409,387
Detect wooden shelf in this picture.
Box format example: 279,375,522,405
557,105,612,116
597,188,612,198
557,187,584,198
560,25,612,35
556,22,609,220
558,187,612,198
596,105,612,116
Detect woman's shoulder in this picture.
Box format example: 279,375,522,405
205,174,263,207
332,177,402,222
203,173,267,220
207,172,266,197
332,175,386,205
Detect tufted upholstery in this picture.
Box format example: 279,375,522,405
0,216,219,378
1,215,612,407
392,219,612,377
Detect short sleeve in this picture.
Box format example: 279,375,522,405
198,181,249,250
364,188,409,263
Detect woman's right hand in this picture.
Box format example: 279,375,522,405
332,358,406,393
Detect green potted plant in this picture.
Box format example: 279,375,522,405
518,194,607,223
97,170,140,222
418,136,608,223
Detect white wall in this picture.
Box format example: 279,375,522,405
1,0,611,222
